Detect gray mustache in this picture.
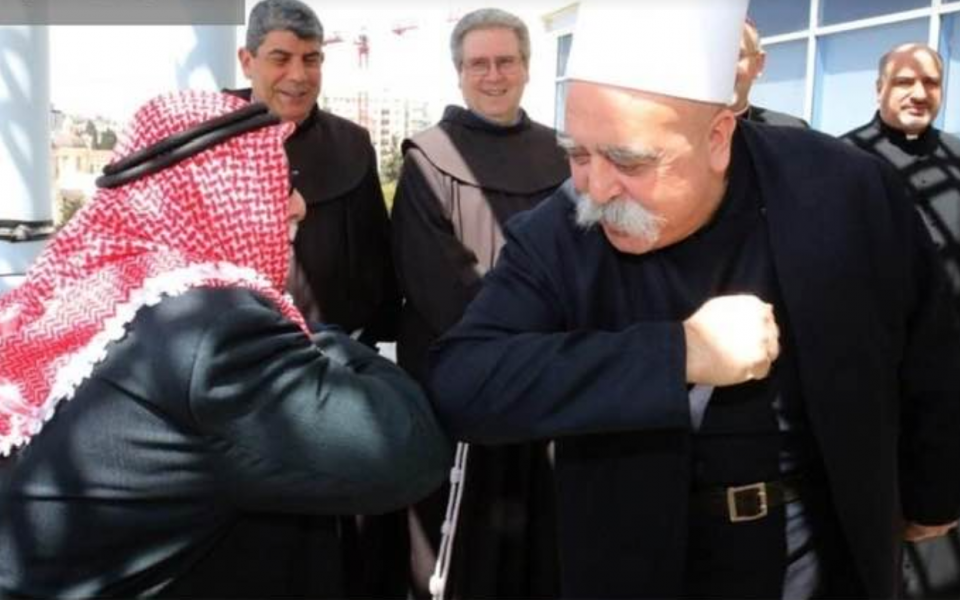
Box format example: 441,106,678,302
573,191,665,244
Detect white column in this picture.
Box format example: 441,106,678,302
0,26,51,223
180,26,237,93
0,25,51,294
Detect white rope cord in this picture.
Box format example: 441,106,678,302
429,441,471,600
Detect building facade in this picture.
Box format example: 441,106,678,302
322,91,432,178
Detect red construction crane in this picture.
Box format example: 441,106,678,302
392,13,458,37
322,31,344,46
355,33,370,68
392,22,417,36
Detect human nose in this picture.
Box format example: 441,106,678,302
586,158,624,204
910,80,929,101
482,63,505,80
287,58,307,82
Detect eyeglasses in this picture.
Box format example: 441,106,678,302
462,55,523,77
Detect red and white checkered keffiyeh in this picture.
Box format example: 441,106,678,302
0,90,307,456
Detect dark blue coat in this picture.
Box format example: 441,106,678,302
0,287,451,598
429,122,960,598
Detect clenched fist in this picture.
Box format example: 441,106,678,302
683,294,780,386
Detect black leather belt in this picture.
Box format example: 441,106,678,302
693,475,802,523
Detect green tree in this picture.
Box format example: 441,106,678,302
380,134,404,183
382,180,398,212
96,128,118,150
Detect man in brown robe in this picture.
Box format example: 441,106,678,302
231,2,402,596
390,7,569,599
235,0,400,344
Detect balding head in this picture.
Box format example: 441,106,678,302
877,43,943,135
730,20,767,115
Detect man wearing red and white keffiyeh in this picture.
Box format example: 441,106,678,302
0,90,450,598
0,91,302,453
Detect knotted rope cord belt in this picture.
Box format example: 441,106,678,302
429,441,471,600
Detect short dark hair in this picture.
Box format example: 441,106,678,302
450,8,531,72
245,0,323,54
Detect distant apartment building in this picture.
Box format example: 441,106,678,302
49,109,117,226
321,92,432,178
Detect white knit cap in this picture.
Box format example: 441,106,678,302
566,0,749,105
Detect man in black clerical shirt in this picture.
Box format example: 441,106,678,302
843,43,960,311
842,41,960,599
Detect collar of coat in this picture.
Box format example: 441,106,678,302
873,111,939,156
403,104,570,195
224,88,376,205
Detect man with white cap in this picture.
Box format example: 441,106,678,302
428,1,960,597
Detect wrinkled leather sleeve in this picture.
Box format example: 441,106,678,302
188,295,451,515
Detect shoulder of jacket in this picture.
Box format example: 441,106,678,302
314,110,373,144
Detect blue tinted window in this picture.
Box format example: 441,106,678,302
813,19,929,135
556,33,572,78
555,34,573,130
820,0,929,27
555,81,568,131
751,40,807,121
749,0,810,36
940,15,960,134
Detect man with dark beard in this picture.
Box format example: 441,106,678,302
429,1,960,598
